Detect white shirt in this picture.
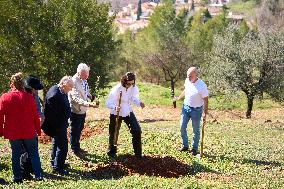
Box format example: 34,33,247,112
184,78,208,108
105,83,141,117
82,80,91,98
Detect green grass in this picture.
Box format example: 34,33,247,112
0,82,283,188
98,82,183,107
209,93,282,110
1,118,283,188
100,82,281,110
227,0,259,15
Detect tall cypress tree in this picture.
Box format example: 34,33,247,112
137,0,142,20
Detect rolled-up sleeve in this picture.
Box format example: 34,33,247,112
69,87,90,107
105,87,117,110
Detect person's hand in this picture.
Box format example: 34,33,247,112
115,106,121,112
89,102,99,108
140,102,145,109
202,112,207,123
173,96,179,102
40,116,45,125
37,129,41,136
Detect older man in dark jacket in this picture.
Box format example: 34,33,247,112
42,76,74,175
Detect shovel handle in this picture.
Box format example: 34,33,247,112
114,90,122,146
200,118,206,158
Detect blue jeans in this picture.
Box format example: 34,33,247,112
9,137,42,180
70,113,86,152
180,104,203,150
51,127,68,170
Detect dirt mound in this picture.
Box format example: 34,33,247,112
38,122,105,144
92,154,190,179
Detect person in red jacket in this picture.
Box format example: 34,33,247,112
0,72,42,183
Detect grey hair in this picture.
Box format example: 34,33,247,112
187,67,199,75
77,63,90,73
59,76,73,86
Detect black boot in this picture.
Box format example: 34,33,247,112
107,145,117,158
132,132,142,158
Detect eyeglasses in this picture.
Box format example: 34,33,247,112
126,82,134,86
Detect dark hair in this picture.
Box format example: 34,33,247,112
24,87,32,94
121,72,136,87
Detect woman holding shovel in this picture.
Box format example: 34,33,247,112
106,72,145,159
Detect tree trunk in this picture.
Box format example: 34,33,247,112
246,94,254,118
170,79,176,108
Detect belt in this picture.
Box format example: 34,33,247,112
184,104,203,109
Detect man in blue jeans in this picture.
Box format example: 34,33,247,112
42,76,74,175
174,67,209,156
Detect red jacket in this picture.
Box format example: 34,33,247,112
0,89,41,140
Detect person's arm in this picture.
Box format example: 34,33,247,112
69,86,90,106
203,96,208,114
202,96,208,122
173,89,185,101
30,96,41,136
201,83,209,121
70,85,98,108
131,86,145,108
0,97,4,137
34,94,44,118
105,87,117,110
44,94,59,124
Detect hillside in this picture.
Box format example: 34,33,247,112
98,0,151,11
0,82,283,188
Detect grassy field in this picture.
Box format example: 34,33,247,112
0,82,283,188
227,0,259,16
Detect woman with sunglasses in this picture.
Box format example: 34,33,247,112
106,72,145,159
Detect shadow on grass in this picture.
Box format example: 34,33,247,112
140,118,171,123
0,178,8,185
206,154,282,167
0,163,9,185
74,150,109,164
42,172,72,181
0,162,9,171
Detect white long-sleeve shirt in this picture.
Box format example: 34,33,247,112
105,83,141,117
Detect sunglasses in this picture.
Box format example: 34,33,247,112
126,82,134,86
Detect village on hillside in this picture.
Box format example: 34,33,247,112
113,0,244,33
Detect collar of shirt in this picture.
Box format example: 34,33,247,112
58,85,65,94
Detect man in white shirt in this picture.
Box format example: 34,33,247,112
105,72,145,158
68,63,98,155
174,67,209,156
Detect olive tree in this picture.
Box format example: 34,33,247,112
207,27,284,118
135,1,191,107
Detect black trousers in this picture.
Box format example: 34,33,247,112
70,113,86,152
108,112,142,156
51,127,68,170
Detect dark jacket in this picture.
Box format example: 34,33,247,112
42,85,71,137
